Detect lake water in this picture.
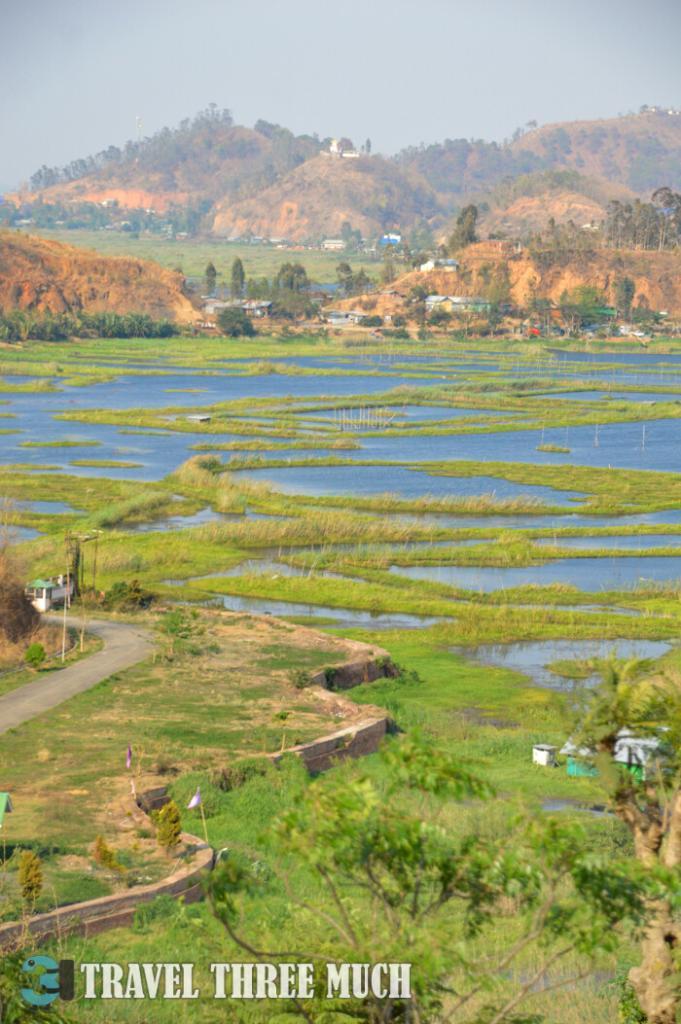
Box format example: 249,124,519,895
205,593,441,630
234,464,583,504
5,347,681,627
540,390,681,403
402,509,681,529
390,555,681,592
359,418,681,473
452,638,672,690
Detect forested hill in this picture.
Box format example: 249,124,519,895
28,106,322,206
396,109,681,197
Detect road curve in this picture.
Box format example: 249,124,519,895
0,617,153,736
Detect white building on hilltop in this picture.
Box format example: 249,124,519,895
322,138,360,159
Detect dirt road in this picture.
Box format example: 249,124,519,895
0,617,153,735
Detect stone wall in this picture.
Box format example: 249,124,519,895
308,654,397,692
0,646,396,949
0,833,213,951
269,716,391,773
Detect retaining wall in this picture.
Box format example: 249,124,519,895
0,647,395,949
308,655,397,692
0,833,212,951
269,716,391,773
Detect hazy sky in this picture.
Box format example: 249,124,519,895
1,0,680,191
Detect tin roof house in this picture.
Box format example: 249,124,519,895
561,729,665,781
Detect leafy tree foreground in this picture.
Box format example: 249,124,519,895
207,723,673,1023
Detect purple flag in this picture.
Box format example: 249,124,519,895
187,787,201,810
126,745,132,770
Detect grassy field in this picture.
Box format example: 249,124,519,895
29,228,384,283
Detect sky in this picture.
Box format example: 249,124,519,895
1,0,680,191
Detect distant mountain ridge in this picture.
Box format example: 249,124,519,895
15,107,681,242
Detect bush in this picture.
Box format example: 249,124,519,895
132,893,181,933
102,579,153,610
213,758,269,792
360,315,383,327
217,308,255,337
158,608,203,658
156,800,182,849
288,668,311,689
93,835,123,873
25,642,46,670
18,850,43,905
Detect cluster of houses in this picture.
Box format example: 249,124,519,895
532,730,663,781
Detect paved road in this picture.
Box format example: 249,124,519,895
0,617,153,735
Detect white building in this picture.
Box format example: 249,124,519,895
322,138,360,159
26,575,75,613
325,309,366,326
419,258,460,273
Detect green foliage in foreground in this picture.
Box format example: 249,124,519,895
206,735,656,1023
0,950,71,1023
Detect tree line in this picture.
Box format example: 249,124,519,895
0,310,178,342
604,188,681,250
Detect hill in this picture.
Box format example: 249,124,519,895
211,154,440,241
0,232,198,321
25,107,321,211
14,108,681,241
473,169,635,240
333,242,681,317
397,110,681,202
508,110,681,193
481,191,606,238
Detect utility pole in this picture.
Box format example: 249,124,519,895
61,566,70,662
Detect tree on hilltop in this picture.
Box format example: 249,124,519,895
448,204,478,253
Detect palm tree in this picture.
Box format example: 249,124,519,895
571,658,681,1022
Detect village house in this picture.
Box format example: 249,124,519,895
425,294,491,315
419,258,460,273
325,309,366,327
322,238,347,251
26,575,75,613
561,730,665,781
202,299,272,318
